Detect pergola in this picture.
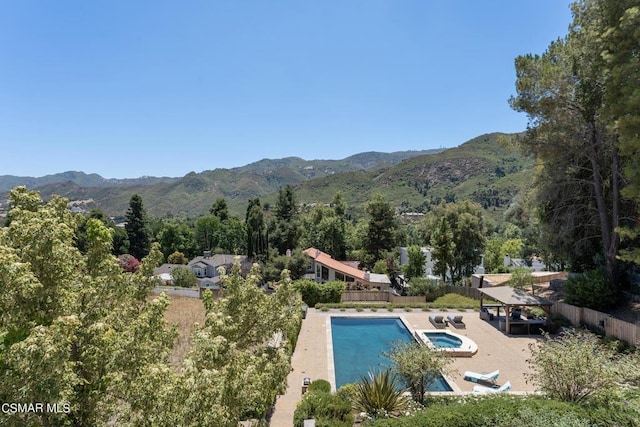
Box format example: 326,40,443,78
478,287,553,334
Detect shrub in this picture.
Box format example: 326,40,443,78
308,379,332,394
368,395,639,426
167,251,188,264
170,266,197,288
320,281,347,304
293,279,346,307
431,294,478,309
509,267,535,294
407,277,439,297
564,268,618,311
351,370,408,419
385,341,453,405
336,383,356,401
551,313,572,328
117,254,140,272
373,259,389,274
526,329,632,404
293,389,353,427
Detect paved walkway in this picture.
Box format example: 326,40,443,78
271,308,543,426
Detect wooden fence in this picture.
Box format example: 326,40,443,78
390,295,427,304
551,301,640,346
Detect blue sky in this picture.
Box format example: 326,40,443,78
0,1,573,179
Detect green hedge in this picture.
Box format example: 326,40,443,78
308,379,332,394
564,268,618,311
293,280,346,307
314,293,491,311
368,395,639,427
293,388,353,427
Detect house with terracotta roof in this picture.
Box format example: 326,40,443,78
303,247,391,290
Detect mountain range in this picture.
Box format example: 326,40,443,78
0,134,533,223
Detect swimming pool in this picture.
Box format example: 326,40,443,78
423,331,463,348
330,317,453,391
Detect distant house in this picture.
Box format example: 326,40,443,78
187,252,247,279
152,263,186,285
303,247,391,290
187,252,249,298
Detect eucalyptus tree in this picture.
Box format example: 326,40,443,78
422,201,485,284
403,245,426,279
510,0,640,283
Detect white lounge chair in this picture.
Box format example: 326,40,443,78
472,381,511,393
463,370,500,384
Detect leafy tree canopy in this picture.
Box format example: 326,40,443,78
422,201,485,284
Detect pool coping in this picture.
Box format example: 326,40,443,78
325,313,461,393
414,329,479,357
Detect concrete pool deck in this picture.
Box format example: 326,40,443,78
270,307,543,426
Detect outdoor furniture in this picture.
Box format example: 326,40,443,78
463,370,499,384
479,307,494,321
447,315,465,329
472,381,511,393
429,315,447,329
478,287,553,335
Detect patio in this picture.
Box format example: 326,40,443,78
270,307,542,426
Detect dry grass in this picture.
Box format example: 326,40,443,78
162,295,207,370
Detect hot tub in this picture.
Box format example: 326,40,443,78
414,329,478,357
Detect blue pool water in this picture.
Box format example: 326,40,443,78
423,332,463,348
331,317,452,391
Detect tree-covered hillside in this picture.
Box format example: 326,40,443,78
294,133,534,223
2,149,443,218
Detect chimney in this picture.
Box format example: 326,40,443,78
204,250,211,259
315,249,320,258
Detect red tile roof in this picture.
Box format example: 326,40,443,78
303,247,366,280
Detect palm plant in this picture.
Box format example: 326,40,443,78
351,369,408,418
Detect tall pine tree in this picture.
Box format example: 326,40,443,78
125,194,149,260
269,185,301,255
246,198,267,261
364,194,398,268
